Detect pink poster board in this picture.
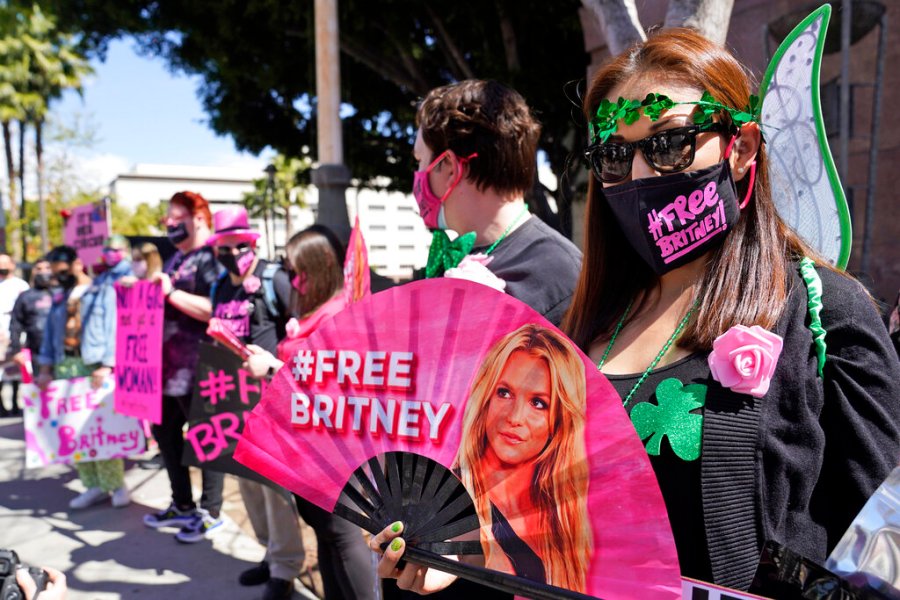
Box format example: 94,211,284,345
113,281,164,424
21,376,145,468
63,201,110,268
236,279,683,599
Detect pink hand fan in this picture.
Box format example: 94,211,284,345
207,317,252,359
235,279,681,599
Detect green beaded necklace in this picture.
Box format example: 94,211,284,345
483,204,530,256
597,300,698,408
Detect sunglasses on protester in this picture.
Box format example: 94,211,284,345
584,122,729,184
216,242,252,255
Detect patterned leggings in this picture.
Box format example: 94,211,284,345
75,458,124,492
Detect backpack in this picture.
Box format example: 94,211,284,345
210,262,283,320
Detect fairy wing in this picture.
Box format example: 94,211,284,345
759,4,852,268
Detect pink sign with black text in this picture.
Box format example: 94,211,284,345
62,201,110,268
114,281,164,424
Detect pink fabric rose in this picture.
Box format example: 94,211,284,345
285,317,302,339
443,254,507,292
243,275,262,294
708,324,783,398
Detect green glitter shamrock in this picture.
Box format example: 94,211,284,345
629,377,707,462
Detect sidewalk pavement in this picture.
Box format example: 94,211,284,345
0,414,321,599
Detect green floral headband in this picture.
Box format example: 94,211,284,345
588,92,761,144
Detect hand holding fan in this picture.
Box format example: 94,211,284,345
207,317,252,359
235,279,682,599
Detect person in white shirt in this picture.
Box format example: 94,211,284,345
0,253,29,417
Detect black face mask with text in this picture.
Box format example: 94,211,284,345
167,223,189,245
601,160,741,275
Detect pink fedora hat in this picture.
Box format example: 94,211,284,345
207,206,261,246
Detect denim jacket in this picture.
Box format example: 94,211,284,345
38,260,133,368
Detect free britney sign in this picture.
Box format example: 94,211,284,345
235,279,683,599
114,281,164,424
22,376,145,468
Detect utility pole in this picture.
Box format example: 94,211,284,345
313,0,351,242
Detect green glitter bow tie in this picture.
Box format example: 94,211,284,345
588,91,761,144
425,230,476,278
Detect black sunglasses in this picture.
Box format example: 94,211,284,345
216,242,251,255
584,123,729,184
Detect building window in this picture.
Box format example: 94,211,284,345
369,205,386,211
399,245,415,251
370,225,387,231
371,245,388,251
397,205,414,212
398,225,414,231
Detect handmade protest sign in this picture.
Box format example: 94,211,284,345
21,376,145,468
182,342,271,484
114,281,164,424
235,279,683,600
63,201,110,268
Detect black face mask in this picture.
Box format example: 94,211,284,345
601,160,741,275
217,247,255,278
56,272,76,289
33,273,52,289
0,269,9,277
167,223,189,245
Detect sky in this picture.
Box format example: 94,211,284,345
52,39,268,190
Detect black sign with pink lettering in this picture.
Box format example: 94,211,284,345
182,342,272,485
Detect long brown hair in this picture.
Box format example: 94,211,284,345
284,225,344,317
563,28,826,351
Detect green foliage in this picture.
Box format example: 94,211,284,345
47,0,588,201
243,154,311,220
110,200,166,237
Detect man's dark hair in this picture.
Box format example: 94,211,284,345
46,245,78,265
416,79,541,196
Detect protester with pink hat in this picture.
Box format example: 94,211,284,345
208,206,302,600
207,206,262,248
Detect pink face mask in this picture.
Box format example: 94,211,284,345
103,248,124,267
412,150,477,229
291,272,308,295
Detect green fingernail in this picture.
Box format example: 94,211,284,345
390,538,403,552
390,521,402,533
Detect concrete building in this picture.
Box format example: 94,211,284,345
109,163,431,281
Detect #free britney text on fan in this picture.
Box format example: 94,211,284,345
289,349,452,442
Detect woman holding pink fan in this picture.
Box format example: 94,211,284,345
245,224,376,600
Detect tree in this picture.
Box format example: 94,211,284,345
581,0,735,56
18,3,91,254
49,0,590,236
243,154,311,255
0,3,91,259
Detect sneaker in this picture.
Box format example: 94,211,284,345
239,561,270,586
143,503,198,529
261,577,293,600
69,487,109,510
111,486,131,508
174,509,223,543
